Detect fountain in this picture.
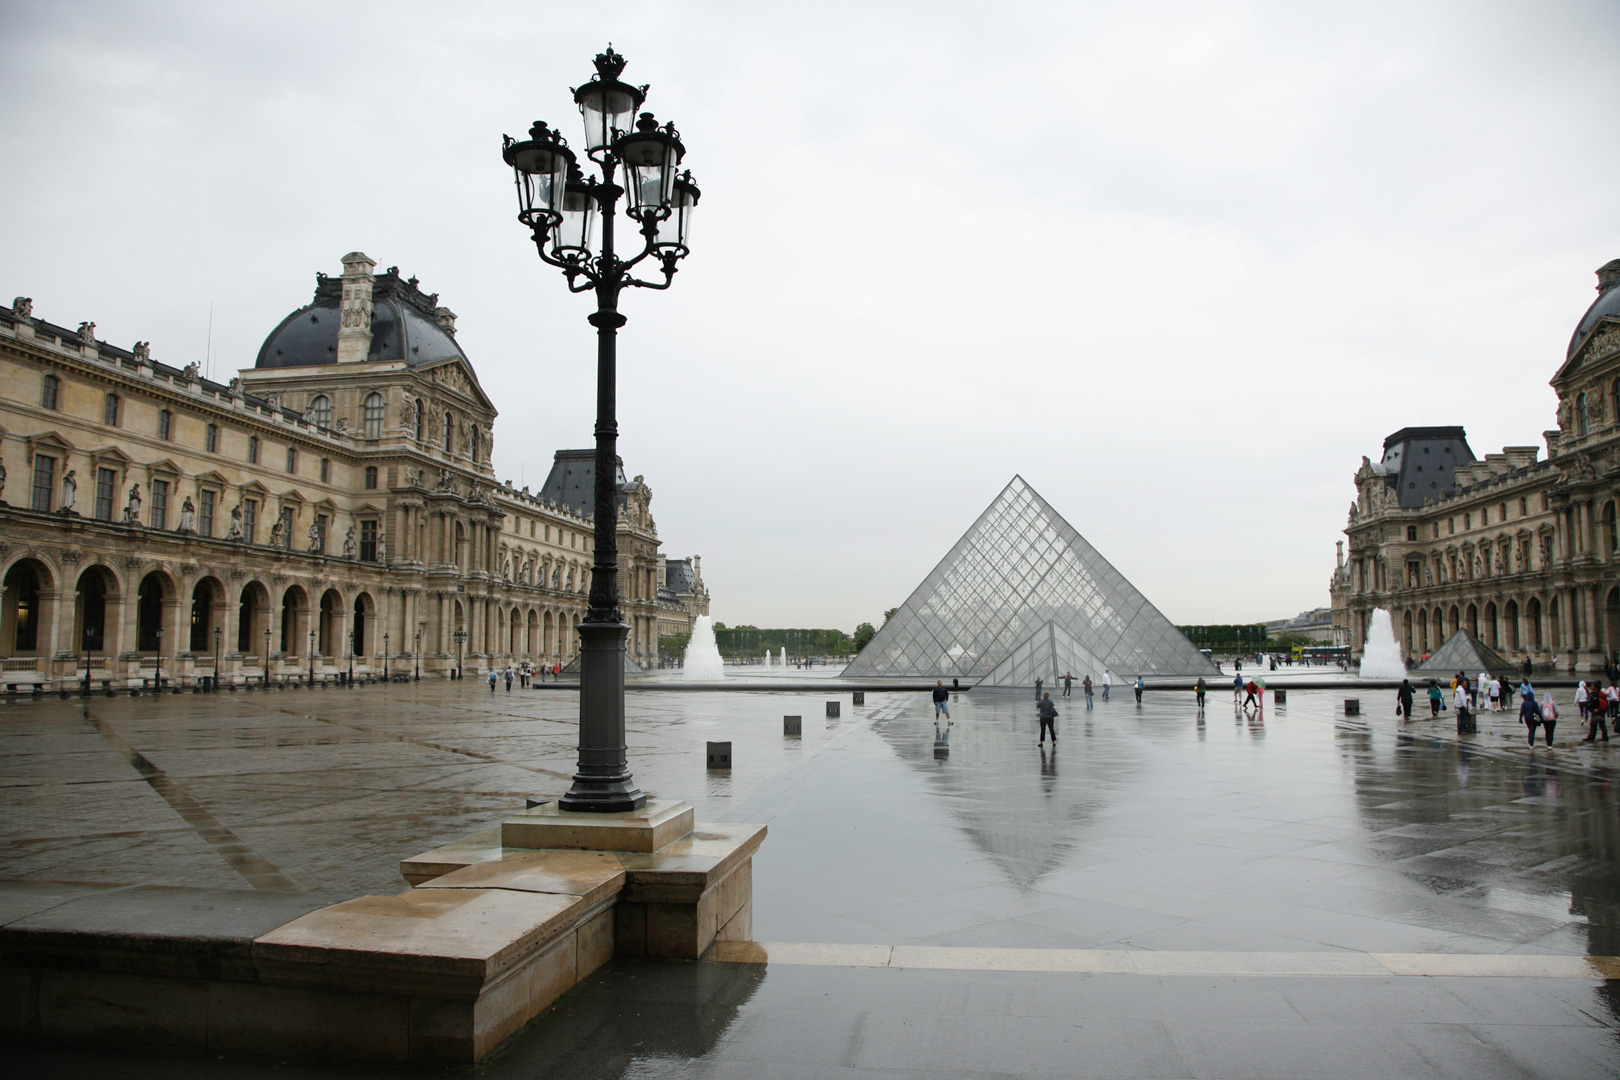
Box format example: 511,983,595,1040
1359,608,1406,679
779,646,787,669
683,616,725,680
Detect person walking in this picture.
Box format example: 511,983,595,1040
932,680,951,722
1583,686,1611,742
1428,681,1443,717
1489,676,1501,712
1576,680,1589,723
1453,680,1473,735
1134,674,1146,705
1034,676,1043,703
1082,675,1094,710
1518,680,1540,744
1397,678,1414,720
1062,672,1073,698
1195,676,1207,712
504,666,514,692
1232,672,1243,704
487,669,498,693
1037,692,1058,746
1538,694,1559,746
1243,679,1261,712
1476,672,1489,710
1102,669,1112,701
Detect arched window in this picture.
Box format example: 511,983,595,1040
1578,393,1590,436
309,395,332,428
413,399,423,441
362,392,384,440
443,412,454,454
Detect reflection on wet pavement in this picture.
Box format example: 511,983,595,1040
734,689,1620,957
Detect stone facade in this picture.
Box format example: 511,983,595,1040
0,254,709,688
1331,259,1620,674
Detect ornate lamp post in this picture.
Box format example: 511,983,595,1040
154,626,163,691
383,631,390,682
454,626,467,680
347,629,355,687
414,630,422,682
308,628,316,688
213,625,222,692
263,626,271,689
502,47,697,812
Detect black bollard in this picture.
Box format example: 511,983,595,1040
706,741,732,770
852,691,865,706
826,701,840,718
1344,698,1360,716
784,715,802,737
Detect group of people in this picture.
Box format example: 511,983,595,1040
1390,670,1620,746
486,662,564,691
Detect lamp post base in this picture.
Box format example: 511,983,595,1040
558,617,645,813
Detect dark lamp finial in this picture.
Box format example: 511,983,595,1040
528,121,552,141
594,46,627,80
635,112,658,132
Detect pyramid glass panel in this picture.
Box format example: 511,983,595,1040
843,476,1217,681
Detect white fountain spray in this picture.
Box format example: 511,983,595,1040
683,616,725,680
1359,608,1407,680
779,646,787,669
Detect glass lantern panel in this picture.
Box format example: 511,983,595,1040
577,84,641,151
554,189,597,255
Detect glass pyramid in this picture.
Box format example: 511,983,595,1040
1414,630,1512,676
842,476,1216,682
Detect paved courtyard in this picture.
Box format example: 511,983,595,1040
5,680,1620,1077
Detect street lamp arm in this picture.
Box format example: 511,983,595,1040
626,266,677,291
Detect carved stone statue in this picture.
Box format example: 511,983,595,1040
0,453,7,503
226,504,244,540
269,519,284,548
11,297,32,319
133,341,150,363
123,484,141,524
375,530,386,562
342,526,356,558
307,521,322,553
60,469,76,514
178,496,195,533
227,376,241,395
77,321,96,345
181,361,201,380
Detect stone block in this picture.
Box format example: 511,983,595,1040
207,979,409,1060
706,741,731,769
500,799,694,853
575,906,614,980
783,714,801,736
36,969,208,1047
1344,698,1360,715
399,828,506,885
417,849,624,907
826,701,840,718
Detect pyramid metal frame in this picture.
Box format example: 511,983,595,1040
842,476,1216,682
1414,629,1514,676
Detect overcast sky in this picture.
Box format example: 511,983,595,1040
4,1,1618,631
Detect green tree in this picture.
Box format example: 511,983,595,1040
882,607,899,624
852,622,877,652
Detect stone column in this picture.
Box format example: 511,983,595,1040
336,252,377,363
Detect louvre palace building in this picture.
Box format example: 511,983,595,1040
0,251,708,689
1331,257,1620,673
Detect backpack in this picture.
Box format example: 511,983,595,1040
1541,699,1558,722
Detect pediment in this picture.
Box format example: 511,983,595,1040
238,480,270,498
1552,316,1620,385
26,430,74,455
89,445,131,466
352,500,385,515
277,488,308,505
417,358,494,413
146,457,183,476
194,470,230,487
311,497,338,513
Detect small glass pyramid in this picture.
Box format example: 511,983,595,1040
1414,630,1513,675
842,476,1216,682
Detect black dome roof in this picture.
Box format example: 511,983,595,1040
1567,259,1620,360
255,268,469,369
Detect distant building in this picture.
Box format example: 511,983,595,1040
0,252,708,687
1331,258,1620,673
1265,607,1335,644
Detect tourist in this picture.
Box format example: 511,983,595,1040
1195,676,1207,711
1037,691,1058,745
1082,675,1094,710
487,669,498,692
1428,681,1443,717
1583,688,1611,743
1476,672,1489,709
1034,676,1043,702
1102,669,1111,701
1397,679,1414,719
1134,675,1145,705
1062,671,1073,698
1489,677,1501,711
1576,680,1589,722
1537,694,1559,746
504,666,514,691
1243,679,1260,712
1232,672,1243,704
932,680,951,721
1518,679,1539,738
1453,680,1473,735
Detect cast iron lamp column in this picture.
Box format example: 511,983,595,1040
308,629,316,688
347,630,355,687
213,626,222,692
383,632,390,682
263,627,270,689
414,630,421,682
454,626,467,680
502,46,698,812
